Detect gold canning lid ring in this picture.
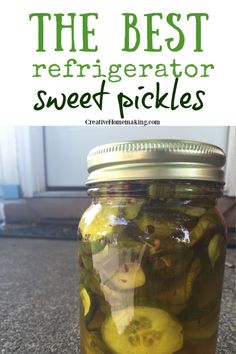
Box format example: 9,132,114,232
86,139,226,184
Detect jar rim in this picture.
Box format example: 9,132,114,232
86,139,226,185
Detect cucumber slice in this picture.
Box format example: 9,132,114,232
136,211,192,246
78,239,107,256
83,331,110,354
87,310,105,331
181,207,206,217
124,199,144,220
167,206,206,218
137,212,178,239
80,288,97,324
156,258,201,315
153,250,194,280
79,203,122,241
110,263,145,290
81,255,93,270
208,234,223,267
102,306,183,354
189,212,224,247
81,288,91,317
183,309,219,340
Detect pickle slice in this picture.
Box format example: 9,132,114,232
124,199,144,220
189,212,223,247
156,258,201,314
87,310,105,331
166,205,206,218
110,263,146,290
102,306,183,354
79,204,121,241
153,250,194,280
208,234,223,267
80,288,97,324
183,309,219,340
84,331,110,354
80,288,91,317
81,254,93,270
136,211,179,239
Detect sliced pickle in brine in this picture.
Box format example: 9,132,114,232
80,288,98,325
78,239,107,256
79,203,123,242
181,266,224,321
165,205,206,218
189,212,223,247
152,250,194,280
102,306,183,354
182,309,219,340
83,271,102,296
156,259,201,315
84,331,110,354
110,263,146,290
136,210,191,241
87,309,105,331
208,234,224,267
124,198,145,220
179,206,206,218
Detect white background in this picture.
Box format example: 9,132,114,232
0,0,235,125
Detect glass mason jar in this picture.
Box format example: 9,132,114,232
78,140,227,354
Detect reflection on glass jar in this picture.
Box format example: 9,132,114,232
78,140,227,354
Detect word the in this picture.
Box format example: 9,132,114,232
29,13,209,52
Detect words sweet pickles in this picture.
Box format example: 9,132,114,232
77,140,227,354
30,13,212,116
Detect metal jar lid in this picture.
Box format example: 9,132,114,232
86,139,226,184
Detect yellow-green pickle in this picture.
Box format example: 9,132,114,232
77,140,227,354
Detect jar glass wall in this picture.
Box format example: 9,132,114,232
78,180,226,354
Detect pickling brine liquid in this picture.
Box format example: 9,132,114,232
78,182,226,354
